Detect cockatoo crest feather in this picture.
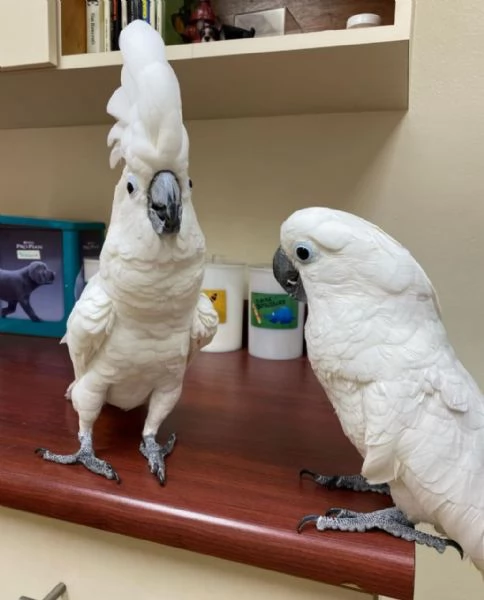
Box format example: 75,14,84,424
106,20,188,182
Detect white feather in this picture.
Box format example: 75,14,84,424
63,21,217,469
106,20,188,184
280,206,484,576
62,274,115,381
187,292,219,365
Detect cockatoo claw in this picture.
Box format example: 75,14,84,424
297,514,320,533
139,432,177,485
300,470,390,495
35,433,120,483
446,539,465,560
299,506,464,557
299,468,320,480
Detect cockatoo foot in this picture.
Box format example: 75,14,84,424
35,431,120,482
139,432,176,485
298,506,464,557
300,470,390,495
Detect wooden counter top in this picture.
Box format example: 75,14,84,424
0,334,414,599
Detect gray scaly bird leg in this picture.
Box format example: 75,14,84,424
139,433,176,485
300,469,390,495
36,431,120,482
298,506,463,557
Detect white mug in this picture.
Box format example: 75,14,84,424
248,264,305,360
201,261,246,353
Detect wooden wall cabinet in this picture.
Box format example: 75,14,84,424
0,0,58,71
1,341,405,599
0,0,413,128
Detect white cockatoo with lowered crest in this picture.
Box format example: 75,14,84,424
37,20,218,484
273,207,484,575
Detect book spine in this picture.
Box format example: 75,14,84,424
149,0,155,26
121,0,128,28
103,0,111,51
128,0,137,21
141,0,148,22
155,0,163,35
111,0,121,50
86,1,103,53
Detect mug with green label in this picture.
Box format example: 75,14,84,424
248,265,305,360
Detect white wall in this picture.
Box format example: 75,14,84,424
1,1,483,383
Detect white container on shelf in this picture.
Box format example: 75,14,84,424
83,257,100,281
248,265,305,360
201,261,246,353
346,13,382,29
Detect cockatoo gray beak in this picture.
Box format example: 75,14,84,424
147,170,183,235
272,246,307,303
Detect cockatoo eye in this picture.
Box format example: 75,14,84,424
295,243,314,262
126,174,138,195
189,179,193,189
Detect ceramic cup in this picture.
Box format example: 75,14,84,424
201,260,246,352
248,264,305,360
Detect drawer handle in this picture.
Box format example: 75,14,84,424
19,582,66,600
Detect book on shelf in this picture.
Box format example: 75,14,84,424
86,0,103,53
110,0,122,50
121,0,128,28
86,0,164,53
103,0,111,51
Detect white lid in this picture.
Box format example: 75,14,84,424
205,254,246,268
346,13,382,29
249,263,273,271
205,261,246,270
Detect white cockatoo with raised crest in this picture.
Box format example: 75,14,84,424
272,207,484,575
37,20,218,484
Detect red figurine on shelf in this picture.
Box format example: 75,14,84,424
171,0,256,43
184,0,222,43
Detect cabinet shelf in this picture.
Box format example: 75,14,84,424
0,0,412,129
0,334,415,599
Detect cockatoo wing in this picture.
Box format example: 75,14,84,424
62,276,116,381
187,292,219,365
361,339,484,511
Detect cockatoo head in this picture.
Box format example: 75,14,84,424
273,207,434,305
106,20,190,238
124,169,187,235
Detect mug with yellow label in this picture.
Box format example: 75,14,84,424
202,261,246,352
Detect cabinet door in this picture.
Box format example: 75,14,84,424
0,0,59,70
0,507,372,600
